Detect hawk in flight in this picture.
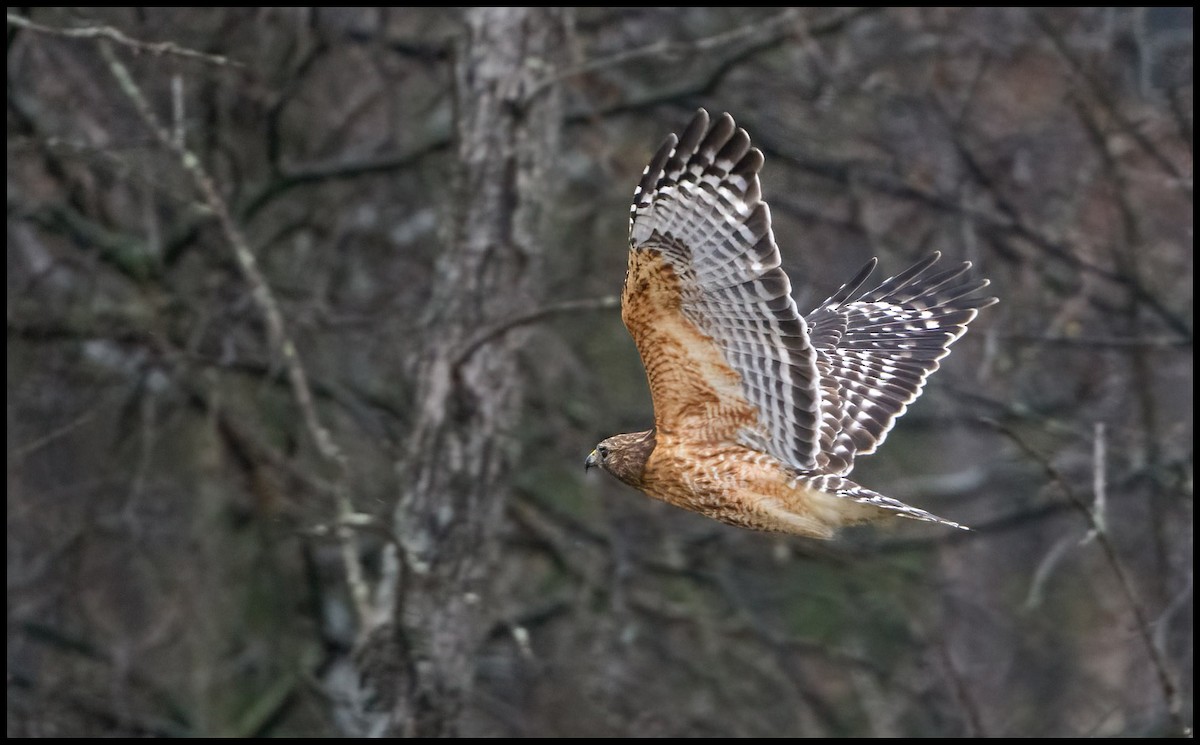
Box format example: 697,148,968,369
586,109,996,539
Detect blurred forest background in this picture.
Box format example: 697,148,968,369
7,7,1193,737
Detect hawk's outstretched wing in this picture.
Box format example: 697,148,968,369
623,109,825,471
804,254,997,474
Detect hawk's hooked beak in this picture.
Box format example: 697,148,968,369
584,449,599,472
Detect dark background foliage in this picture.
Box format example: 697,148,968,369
7,7,1192,737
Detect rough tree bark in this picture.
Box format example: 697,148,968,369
334,7,567,737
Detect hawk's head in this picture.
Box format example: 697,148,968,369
585,429,657,489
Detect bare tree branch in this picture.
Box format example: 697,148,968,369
454,295,620,369
6,13,243,67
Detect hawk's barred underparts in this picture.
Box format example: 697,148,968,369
586,110,997,539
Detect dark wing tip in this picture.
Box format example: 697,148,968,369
634,134,678,202
822,257,880,308
848,256,879,288
678,109,710,150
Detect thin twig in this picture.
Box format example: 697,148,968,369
454,295,620,369
934,631,987,736
8,410,98,460
239,135,452,222
1024,534,1079,609
1086,422,1107,541
6,13,243,67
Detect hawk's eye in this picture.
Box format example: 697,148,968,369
597,444,609,459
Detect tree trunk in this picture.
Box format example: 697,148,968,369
338,7,566,737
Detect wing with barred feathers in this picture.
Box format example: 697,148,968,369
623,109,828,470
804,253,998,475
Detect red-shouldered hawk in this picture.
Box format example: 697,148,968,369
585,109,997,539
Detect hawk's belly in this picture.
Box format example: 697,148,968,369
639,439,847,538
